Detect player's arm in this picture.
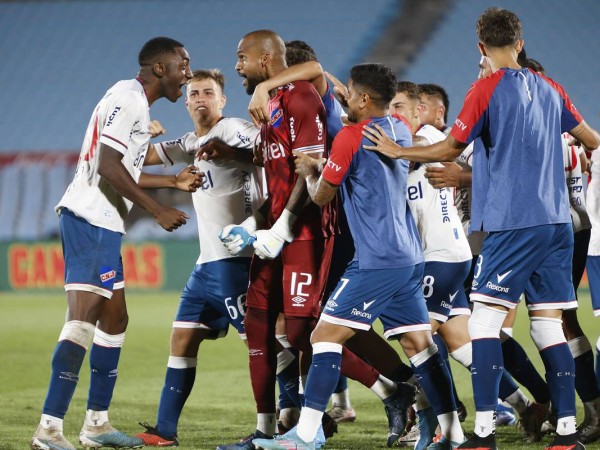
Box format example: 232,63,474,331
98,144,189,231
293,151,336,206
569,120,600,152
249,61,327,124
425,163,472,189
196,138,254,164
138,165,203,192
362,124,467,162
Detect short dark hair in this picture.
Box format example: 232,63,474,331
524,58,545,74
285,40,318,66
350,63,396,109
418,83,449,124
396,81,420,101
138,37,185,65
517,47,528,66
476,7,522,48
190,69,225,92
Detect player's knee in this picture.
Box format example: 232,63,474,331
530,316,566,351
93,328,125,348
468,302,507,340
399,330,433,356
450,342,472,368
59,320,96,350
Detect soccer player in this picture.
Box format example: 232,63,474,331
31,37,199,450
362,8,600,450
417,84,451,135
253,63,464,450
131,69,262,446
396,80,537,449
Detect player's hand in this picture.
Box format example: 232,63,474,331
424,162,463,189
219,213,265,255
325,71,349,108
362,123,403,158
252,210,295,259
220,224,256,255
196,138,236,161
175,165,204,192
293,150,324,178
148,120,167,138
253,142,265,167
248,84,270,126
154,205,189,232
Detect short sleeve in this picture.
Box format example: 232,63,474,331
285,83,326,155
98,92,142,154
321,126,360,186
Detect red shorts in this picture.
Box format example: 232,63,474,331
246,238,334,317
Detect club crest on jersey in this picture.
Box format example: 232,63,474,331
99,267,116,286
270,108,283,128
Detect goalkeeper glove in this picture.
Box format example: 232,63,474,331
220,212,264,255
252,209,296,259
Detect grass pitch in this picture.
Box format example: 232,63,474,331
2,290,600,449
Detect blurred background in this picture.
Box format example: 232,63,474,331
1,0,599,291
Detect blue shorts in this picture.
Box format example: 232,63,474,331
470,224,576,311
321,260,430,339
586,255,600,316
174,257,251,339
59,208,124,299
423,260,471,322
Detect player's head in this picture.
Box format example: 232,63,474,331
478,55,492,79
524,57,545,75
138,37,192,103
285,40,318,66
476,8,523,54
236,30,286,95
417,83,449,129
347,63,396,123
389,81,420,129
185,69,226,125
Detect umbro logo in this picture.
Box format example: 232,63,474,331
496,270,512,283
292,296,306,307
363,299,376,310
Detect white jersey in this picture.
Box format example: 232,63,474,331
562,133,591,233
407,124,472,263
455,143,486,255
56,79,151,234
587,149,600,255
156,117,263,264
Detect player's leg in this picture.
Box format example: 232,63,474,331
562,308,600,443
274,317,301,432
382,263,464,449
525,224,581,449
32,210,124,450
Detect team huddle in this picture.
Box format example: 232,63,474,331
29,7,600,450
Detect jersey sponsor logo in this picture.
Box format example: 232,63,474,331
242,170,253,213
270,108,283,127
289,117,296,142
485,281,510,293
237,131,252,145
496,270,512,283
407,181,424,200
454,118,467,131
439,189,451,223
292,296,306,307
440,300,452,310
363,299,376,310
351,308,372,320
326,160,342,172
262,142,286,162
315,115,324,142
106,106,121,127
100,268,116,285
